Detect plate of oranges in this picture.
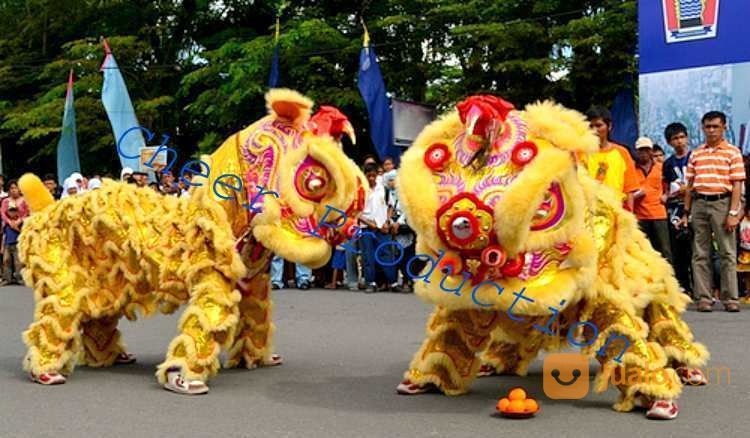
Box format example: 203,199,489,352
496,387,539,419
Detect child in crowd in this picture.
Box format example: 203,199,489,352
326,245,346,289
0,205,23,286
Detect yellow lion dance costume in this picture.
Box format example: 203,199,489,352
19,89,364,394
395,95,708,419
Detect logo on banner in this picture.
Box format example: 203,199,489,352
662,0,720,43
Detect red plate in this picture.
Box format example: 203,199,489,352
499,411,537,419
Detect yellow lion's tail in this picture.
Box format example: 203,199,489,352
19,173,55,212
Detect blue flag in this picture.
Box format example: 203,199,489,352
57,70,81,185
268,18,281,88
610,81,638,152
101,39,144,172
269,44,280,88
357,37,398,164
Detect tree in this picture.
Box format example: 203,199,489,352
0,0,637,178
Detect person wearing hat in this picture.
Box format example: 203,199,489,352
120,167,134,181
633,136,673,264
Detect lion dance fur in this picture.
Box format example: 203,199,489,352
19,89,365,391
397,95,709,412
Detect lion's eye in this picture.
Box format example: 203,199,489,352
530,183,565,231
295,157,332,202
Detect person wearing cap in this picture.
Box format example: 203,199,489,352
633,137,672,264
88,178,102,190
120,167,134,181
61,177,78,198
68,172,86,194
678,111,746,312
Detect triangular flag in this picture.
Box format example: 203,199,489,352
56,69,81,185
101,38,145,172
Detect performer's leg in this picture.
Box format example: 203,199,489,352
156,269,240,394
23,285,81,384
225,272,280,369
479,327,543,377
646,301,710,385
583,299,682,417
22,239,86,384
79,315,131,367
400,307,499,396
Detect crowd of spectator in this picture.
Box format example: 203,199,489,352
272,155,419,293
581,107,747,313
4,108,750,309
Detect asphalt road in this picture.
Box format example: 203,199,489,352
1,285,748,438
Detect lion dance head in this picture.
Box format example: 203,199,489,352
202,89,366,270
398,94,603,313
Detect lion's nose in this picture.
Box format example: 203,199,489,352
436,193,494,251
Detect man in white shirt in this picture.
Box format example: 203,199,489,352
358,163,397,292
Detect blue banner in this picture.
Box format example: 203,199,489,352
610,83,638,150
101,40,144,172
269,44,280,88
56,70,81,185
357,44,399,164
639,0,750,74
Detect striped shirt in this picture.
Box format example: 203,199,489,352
685,141,745,194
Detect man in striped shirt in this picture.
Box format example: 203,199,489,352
679,111,745,312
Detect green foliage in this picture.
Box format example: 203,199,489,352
0,0,636,177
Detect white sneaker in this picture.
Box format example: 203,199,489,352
114,352,136,365
676,367,707,386
645,399,679,420
163,368,209,395
396,379,433,395
263,354,283,367
29,371,66,385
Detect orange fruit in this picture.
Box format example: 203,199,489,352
497,398,510,412
508,388,526,401
524,398,538,413
508,400,526,413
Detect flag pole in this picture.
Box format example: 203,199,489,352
361,18,370,48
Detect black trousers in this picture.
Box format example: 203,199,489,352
638,219,673,265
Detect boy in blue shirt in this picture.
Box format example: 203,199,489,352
663,122,692,295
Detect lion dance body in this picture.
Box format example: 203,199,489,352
19,89,365,394
395,95,709,419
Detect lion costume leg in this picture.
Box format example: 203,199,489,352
400,307,499,395
583,299,682,413
79,315,129,367
156,269,240,393
645,301,710,385
22,236,85,384
225,271,279,369
479,327,544,377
